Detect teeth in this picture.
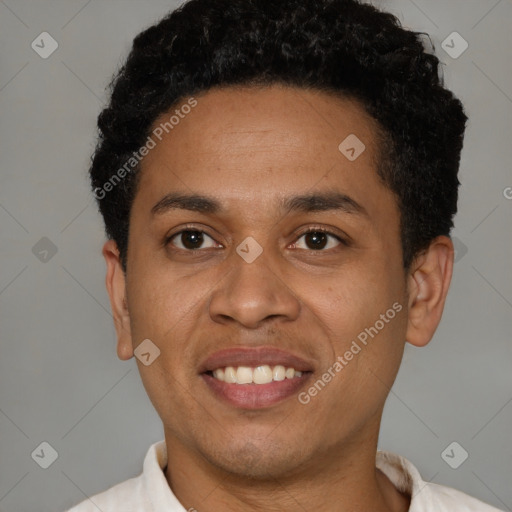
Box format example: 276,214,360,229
236,366,253,384
273,365,286,381
224,366,237,383
213,368,224,381
211,365,304,384
253,365,273,384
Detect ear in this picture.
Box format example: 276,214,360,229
405,235,454,347
102,239,134,360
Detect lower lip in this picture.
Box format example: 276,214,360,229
202,373,310,409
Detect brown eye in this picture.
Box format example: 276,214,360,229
168,230,217,250
294,230,344,251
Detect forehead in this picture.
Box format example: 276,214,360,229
134,84,392,220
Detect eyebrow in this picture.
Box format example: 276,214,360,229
151,191,368,217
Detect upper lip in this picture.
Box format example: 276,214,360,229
199,346,314,373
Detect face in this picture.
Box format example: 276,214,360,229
114,85,414,478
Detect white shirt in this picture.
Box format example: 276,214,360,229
65,440,504,511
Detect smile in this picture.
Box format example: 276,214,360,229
200,346,314,409
209,365,303,384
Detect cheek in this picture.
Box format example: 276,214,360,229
306,303,407,427
126,263,208,385
127,274,201,422
126,259,196,340
313,262,399,327
136,359,198,446
309,258,407,376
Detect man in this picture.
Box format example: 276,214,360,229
66,0,503,510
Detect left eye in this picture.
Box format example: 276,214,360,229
293,230,344,251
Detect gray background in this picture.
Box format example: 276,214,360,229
0,1,511,511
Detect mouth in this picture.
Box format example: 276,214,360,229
200,347,314,409
208,364,304,383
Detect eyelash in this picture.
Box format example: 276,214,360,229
164,225,348,252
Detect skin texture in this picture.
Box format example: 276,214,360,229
103,84,454,512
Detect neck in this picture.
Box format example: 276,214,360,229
163,430,410,512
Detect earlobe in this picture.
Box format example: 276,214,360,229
405,236,454,348
102,240,134,360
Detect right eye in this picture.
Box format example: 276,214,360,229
166,230,220,251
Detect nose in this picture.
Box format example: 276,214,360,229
208,246,301,329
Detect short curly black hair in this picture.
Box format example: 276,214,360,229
90,0,467,272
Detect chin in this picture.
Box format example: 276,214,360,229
203,438,306,480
